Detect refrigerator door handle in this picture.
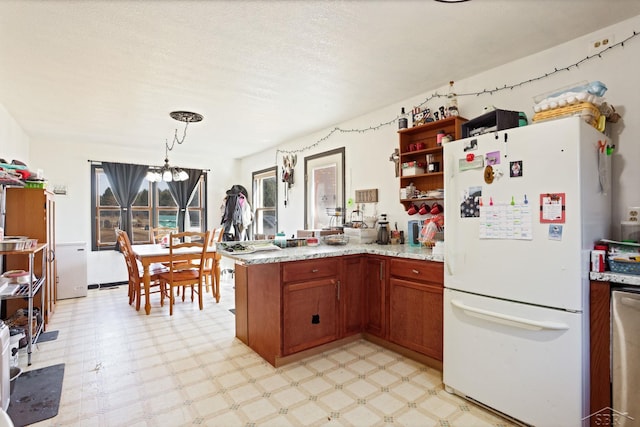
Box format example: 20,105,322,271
450,299,569,331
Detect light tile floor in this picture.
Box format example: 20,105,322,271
21,275,517,427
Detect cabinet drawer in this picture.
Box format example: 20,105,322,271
282,258,338,283
389,258,443,285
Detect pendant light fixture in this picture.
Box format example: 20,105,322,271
147,111,203,182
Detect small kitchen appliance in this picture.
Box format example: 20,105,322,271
407,220,422,247
376,214,390,245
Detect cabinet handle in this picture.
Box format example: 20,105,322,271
311,269,319,273
336,280,341,301
412,269,420,275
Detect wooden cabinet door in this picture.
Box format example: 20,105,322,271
364,256,387,338
283,278,338,355
5,188,55,323
340,256,364,337
389,277,443,360
45,195,56,316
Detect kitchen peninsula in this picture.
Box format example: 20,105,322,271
221,242,444,369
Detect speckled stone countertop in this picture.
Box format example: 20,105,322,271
218,242,442,265
590,271,640,286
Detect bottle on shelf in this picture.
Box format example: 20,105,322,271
447,81,459,117
399,107,409,129
406,182,416,199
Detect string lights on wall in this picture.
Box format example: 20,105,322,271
275,29,639,162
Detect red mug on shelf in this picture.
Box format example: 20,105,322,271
415,142,425,150
408,143,417,151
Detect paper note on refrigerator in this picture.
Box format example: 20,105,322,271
540,193,566,223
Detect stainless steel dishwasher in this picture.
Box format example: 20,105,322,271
612,288,640,426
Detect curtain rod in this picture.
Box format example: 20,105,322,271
87,160,210,172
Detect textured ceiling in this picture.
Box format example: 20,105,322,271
1,0,640,160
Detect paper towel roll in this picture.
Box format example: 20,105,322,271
621,221,640,243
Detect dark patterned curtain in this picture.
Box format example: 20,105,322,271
167,169,203,232
102,162,149,249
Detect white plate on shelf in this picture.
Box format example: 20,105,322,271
0,285,19,296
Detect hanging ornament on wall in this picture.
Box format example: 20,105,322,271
281,154,297,207
389,149,400,177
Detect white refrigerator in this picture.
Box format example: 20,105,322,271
443,117,611,426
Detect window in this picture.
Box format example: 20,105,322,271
252,167,277,238
91,165,207,250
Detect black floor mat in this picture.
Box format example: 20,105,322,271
7,363,65,427
35,330,58,343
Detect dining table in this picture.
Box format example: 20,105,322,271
132,243,221,315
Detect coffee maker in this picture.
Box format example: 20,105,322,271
376,214,390,245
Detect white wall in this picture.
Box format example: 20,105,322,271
0,103,29,166
6,14,640,284
239,15,640,241
25,138,240,285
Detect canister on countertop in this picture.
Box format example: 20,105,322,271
591,250,606,272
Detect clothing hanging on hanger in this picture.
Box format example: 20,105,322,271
221,185,253,241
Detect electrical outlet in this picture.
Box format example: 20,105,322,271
589,35,614,56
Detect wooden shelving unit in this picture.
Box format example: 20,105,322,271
0,243,47,365
398,116,467,211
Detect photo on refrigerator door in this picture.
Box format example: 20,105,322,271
460,186,481,218
509,160,523,177
486,151,500,165
548,224,563,241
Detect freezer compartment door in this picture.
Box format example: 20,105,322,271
443,288,586,426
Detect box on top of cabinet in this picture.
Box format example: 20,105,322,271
461,109,520,138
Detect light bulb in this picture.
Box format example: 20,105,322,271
162,169,173,182
178,170,189,181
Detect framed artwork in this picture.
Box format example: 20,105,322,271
304,148,345,230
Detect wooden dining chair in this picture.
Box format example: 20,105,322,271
152,227,178,244
201,228,224,302
158,231,209,315
115,229,168,310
